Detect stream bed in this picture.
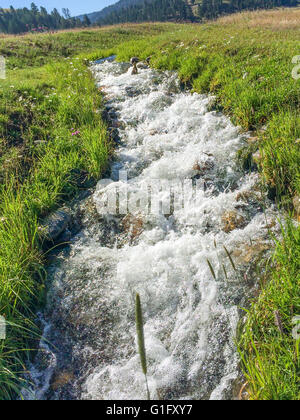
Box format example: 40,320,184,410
23,60,280,400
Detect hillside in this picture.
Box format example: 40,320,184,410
78,0,204,23
77,0,148,23
82,0,299,25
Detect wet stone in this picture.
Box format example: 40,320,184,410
42,210,71,242
232,242,271,265
221,211,247,233
50,371,74,391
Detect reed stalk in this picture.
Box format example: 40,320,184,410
135,293,150,400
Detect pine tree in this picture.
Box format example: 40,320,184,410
0,5,83,34
30,3,39,14
62,8,71,19
83,14,91,26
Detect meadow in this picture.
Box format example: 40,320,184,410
0,9,299,399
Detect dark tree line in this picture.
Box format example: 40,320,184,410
98,0,195,25
1,0,298,33
98,0,299,25
0,3,91,34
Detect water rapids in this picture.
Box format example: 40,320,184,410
23,60,279,400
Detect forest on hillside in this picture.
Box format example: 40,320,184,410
99,0,194,24
0,3,91,34
0,0,299,35
98,0,299,25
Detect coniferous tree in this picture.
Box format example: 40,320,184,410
0,0,298,34
0,5,84,34
62,8,71,19
98,0,199,25
83,14,91,26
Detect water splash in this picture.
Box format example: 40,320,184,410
24,61,280,400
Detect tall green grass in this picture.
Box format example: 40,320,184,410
239,221,300,400
0,24,174,70
0,58,110,399
135,293,150,400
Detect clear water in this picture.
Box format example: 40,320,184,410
23,62,279,400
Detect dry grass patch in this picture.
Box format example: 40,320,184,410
217,7,300,29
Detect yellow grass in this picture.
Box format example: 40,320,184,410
217,7,300,29
0,22,167,40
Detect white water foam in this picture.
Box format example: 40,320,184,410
25,61,279,400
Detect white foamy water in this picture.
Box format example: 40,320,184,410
23,61,279,400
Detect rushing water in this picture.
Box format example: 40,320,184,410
23,61,280,400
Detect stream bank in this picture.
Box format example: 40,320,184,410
22,60,280,400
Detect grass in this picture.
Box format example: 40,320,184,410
135,293,150,400
0,22,177,400
0,59,110,397
0,9,299,399
0,24,174,70
239,221,300,400
0,34,111,399
218,7,300,29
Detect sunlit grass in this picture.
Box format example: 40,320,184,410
0,56,110,399
238,221,300,400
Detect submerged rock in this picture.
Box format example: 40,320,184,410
50,371,74,391
42,210,71,242
131,62,138,75
137,62,149,70
130,57,140,65
59,228,72,243
232,241,270,265
222,211,246,233
122,213,144,242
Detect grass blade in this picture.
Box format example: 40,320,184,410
207,258,217,280
135,293,150,399
223,246,236,271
